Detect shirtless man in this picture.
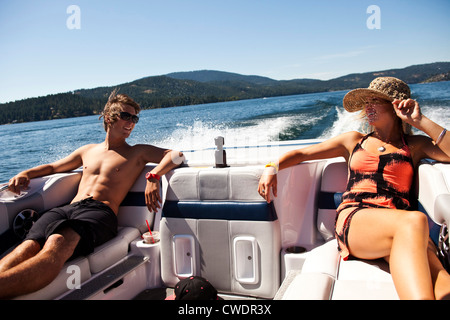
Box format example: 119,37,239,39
0,91,184,298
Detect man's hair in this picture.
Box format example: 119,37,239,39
99,89,141,131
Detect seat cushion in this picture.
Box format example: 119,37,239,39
87,227,140,274
165,166,265,201
332,257,398,300
276,240,339,300
278,272,335,300
276,239,398,300
301,239,340,277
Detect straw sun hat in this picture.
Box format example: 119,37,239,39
343,77,411,112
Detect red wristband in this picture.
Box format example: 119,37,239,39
145,172,161,181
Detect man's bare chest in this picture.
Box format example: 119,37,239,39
82,149,138,177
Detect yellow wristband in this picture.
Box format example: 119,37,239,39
265,162,279,173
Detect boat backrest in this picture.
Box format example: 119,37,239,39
86,167,153,275
418,162,450,225
159,166,281,299
316,159,348,241
117,167,156,233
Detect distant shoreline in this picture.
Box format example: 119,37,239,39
1,62,449,125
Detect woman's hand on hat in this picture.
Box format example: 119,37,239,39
392,98,422,125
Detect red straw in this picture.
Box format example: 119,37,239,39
146,220,155,244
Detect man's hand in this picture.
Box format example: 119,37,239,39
145,179,162,213
8,173,30,194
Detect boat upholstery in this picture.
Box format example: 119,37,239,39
14,169,151,300
6,158,450,300
418,162,450,241
160,166,281,299
0,173,81,237
277,159,399,300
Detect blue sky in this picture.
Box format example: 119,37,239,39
0,0,449,103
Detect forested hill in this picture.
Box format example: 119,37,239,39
1,62,449,125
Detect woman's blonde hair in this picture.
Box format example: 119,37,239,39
99,89,140,131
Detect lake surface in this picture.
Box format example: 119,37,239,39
1,81,449,183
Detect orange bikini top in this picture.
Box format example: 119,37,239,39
337,132,414,212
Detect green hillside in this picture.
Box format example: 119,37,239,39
1,62,449,125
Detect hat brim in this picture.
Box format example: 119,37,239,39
343,88,394,112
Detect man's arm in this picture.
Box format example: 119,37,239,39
147,149,185,176
140,146,185,212
8,145,87,194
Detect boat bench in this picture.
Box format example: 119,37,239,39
416,162,450,245
160,166,281,299
276,159,450,300
9,159,450,300
276,159,399,300
10,164,282,300
13,170,153,300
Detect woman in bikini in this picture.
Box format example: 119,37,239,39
258,77,450,299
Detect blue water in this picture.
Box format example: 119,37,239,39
1,81,449,183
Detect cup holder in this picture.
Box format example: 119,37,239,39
285,246,307,254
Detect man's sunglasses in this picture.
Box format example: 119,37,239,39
119,112,139,124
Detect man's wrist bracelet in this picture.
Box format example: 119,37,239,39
145,172,161,181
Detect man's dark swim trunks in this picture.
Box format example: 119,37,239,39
25,197,118,258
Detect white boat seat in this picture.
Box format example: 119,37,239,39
333,254,398,300
14,168,154,299
276,239,338,299
160,166,281,299
277,159,399,300
418,162,450,243
87,227,140,274
316,159,347,242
